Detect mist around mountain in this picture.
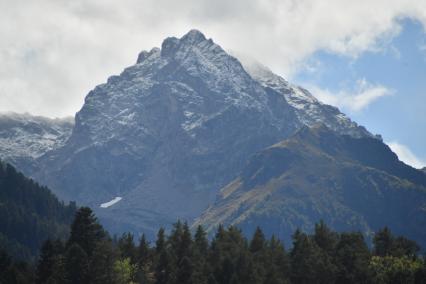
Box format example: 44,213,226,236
13,30,376,238
0,30,425,248
0,113,74,175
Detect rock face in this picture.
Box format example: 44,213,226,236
194,125,426,247
25,30,371,237
0,113,73,174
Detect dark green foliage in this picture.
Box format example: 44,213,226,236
118,232,137,264
65,243,90,284
374,226,394,257
90,240,117,284
335,232,371,284
35,239,64,284
137,233,154,283
155,247,174,284
313,220,338,254
7,205,426,284
0,161,76,260
290,230,329,283
67,207,106,257
0,249,34,283
374,226,420,258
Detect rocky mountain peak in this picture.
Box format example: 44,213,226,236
181,29,207,43
136,47,160,64
28,29,380,238
160,29,211,58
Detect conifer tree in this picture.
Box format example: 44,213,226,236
177,255,193,284
67,207,105,256
155,227,175,284
373,226,394,257
155,248,174,284
35,239,56,284
194,226,208,256
313,220,338,254
118,232,137,264
176,222,193,284
249,227,266,254
90,240,117,284
65,243,90,284
335,232,370,284
46,254,67,284
265,235,290,283
290,230,319,283
137,233,154,283
138,233,151,266
192,225,209,284
156,228,166,255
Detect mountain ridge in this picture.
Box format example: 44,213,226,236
1,30,421,241
194,124,426,247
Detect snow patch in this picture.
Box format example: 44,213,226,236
100,197,122,208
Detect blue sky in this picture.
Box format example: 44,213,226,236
293,19,426,168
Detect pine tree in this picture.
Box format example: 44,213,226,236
65,243,90,284
249,227,267,281
35,239,56,284
373,227,394,257
90,240,117,284
46,254,67,284
118,232,137,264
290,230,318,283
249,227,266,254
154,227,175,284
138,233,151,267
192,226,209,284
176,222,193,284
313,220,338,254
290,229,336,284
67,207,105,256
156,228,166,255
335,232,370,284
265,235,290,284
137,233,154,283
177,256,193,284
155,248,174,284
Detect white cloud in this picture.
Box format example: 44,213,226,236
0,0,426,117
388,142,426,169
309,79,393,112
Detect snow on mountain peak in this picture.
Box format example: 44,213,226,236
181,29,207,44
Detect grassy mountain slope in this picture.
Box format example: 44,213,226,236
194,125,426,247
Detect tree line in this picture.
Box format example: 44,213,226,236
0,161,76,261
1,206,426,283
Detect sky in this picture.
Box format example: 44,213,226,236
0,0,425,168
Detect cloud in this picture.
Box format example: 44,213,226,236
388,142,426,169
309,79,393,112
0,0,426,117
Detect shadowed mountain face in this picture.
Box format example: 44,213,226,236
194,125,426,247
18,30,371,237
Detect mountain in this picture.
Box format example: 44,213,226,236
0,160,76,260
26,30,374,237
194,125,426,247
238,56,374,139
0,113,73,174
